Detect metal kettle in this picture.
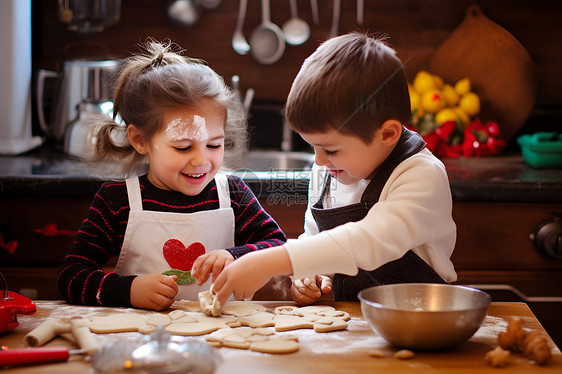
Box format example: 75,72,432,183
36,59,121,144
63,100,115,159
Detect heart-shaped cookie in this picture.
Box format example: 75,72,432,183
163,239,205,271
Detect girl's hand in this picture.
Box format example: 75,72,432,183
291,275,332,306
191,250,234,285
130,274,179,310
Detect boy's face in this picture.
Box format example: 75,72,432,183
300,128,393,185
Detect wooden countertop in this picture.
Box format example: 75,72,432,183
1,301,561,373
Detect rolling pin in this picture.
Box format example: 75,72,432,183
24,318,71,346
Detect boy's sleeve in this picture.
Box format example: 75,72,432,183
285,156,456,282
226,176,286,258
57,182,136,307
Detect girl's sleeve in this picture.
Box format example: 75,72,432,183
226,176,287,258
57,182,136,307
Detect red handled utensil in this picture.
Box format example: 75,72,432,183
0,347,84,367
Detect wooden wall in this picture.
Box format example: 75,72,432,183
33,0,562,107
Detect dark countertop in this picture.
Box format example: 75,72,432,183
1,144,561,202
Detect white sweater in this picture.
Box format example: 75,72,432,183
285,148,458,283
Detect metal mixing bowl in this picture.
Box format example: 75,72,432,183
358,283,491,350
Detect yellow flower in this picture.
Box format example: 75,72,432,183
413,70,437,93
421,89,446,114
459,92,480,116
454,78,471,96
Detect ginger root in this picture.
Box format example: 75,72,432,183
497,318,551,366
485,346,511,368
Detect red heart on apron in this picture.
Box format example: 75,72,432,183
163,239,205,271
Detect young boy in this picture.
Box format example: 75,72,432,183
196,32,457,305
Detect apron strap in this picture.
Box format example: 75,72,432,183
126,177,143,211
215,173,231,209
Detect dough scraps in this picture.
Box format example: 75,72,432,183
199,290,222,317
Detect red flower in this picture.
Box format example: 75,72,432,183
422,132,440,153
486,136,506,155
435,121,457,142
438,143,462,158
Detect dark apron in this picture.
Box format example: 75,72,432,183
310,127,446,301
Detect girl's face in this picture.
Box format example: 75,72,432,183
300,126,396,185
142,99,226,196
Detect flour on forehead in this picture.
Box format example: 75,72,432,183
164,114,209,142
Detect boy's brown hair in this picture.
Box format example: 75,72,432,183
285,32,411,144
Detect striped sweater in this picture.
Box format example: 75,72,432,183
57,174,286,307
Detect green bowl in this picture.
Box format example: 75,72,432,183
517,132,562,168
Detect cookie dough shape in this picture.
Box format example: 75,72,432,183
89,314,147,333
146,313,172,326
250,338,299,354
221,301,267,316
239,312,276,328
317,310,350,321
273,315,314,332
313,317,348,332
274,306,303,316
165,321,231,336
298,305,335,314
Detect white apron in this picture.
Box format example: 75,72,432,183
115,173,235,300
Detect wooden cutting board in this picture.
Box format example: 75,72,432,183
429,5,536,142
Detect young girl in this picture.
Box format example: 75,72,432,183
57,39,286,311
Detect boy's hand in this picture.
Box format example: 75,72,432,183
191,250,234,285
212,246,293,306
291,275,332,306
130,274,178,310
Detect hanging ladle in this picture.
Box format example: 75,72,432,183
250,0,286,65
282,0,311,46
232,0,250,55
